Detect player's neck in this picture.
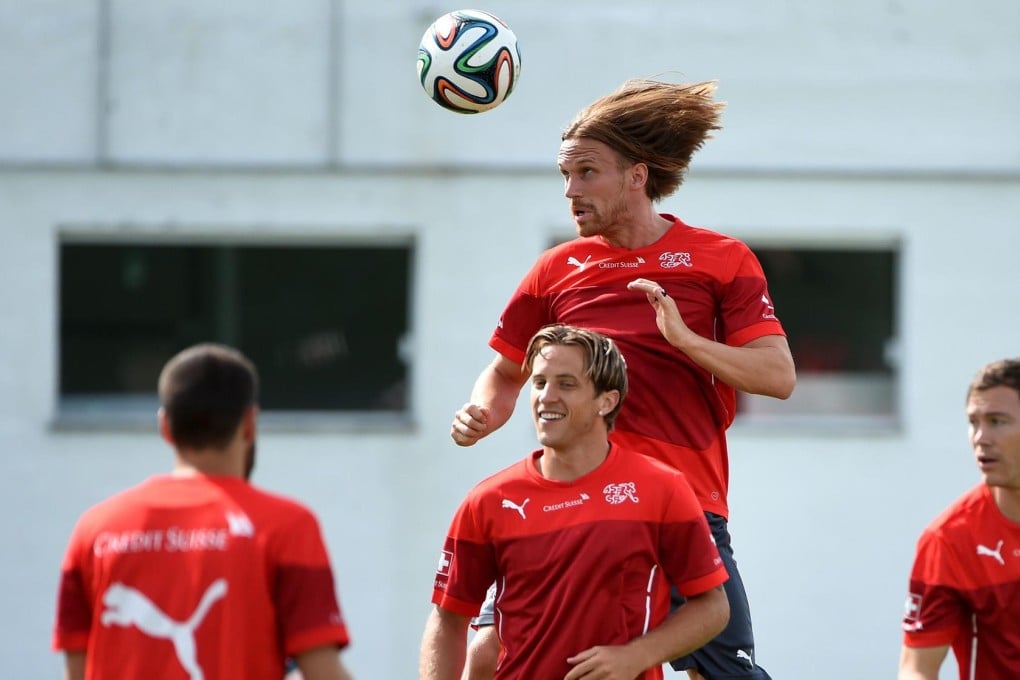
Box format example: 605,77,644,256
601,211,672,249
990,485,1020,523
173,445,245,478
536,440,611,482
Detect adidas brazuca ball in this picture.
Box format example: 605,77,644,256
417,9,521,114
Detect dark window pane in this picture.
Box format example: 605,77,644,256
741,246,899,421
60,242,412,412
755,248,897,374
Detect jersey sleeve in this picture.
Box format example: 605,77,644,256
489,257,554,365
52,519,93,652
719,242,786,348
901,527,968,648
432,494,498,616
657,471,728,597
271,508,351,657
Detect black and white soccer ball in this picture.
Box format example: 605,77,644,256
417,9,522,114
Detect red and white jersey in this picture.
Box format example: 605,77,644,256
53,474,349,680
432,445,728,680
490,216,785,517
902,484,1020,680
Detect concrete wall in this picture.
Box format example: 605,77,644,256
1,1,1018,678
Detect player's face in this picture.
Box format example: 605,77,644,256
529,344,606,451
558,138,633,239
967,386,1020,490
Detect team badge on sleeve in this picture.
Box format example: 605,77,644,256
436,550,453,575
903,593,923,631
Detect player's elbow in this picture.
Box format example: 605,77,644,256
772,369,796,400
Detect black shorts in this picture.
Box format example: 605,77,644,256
473,513,770,679
668,513,771,679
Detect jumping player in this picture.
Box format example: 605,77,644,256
53,343,354,680
899,358,1020,679
451,79,795,680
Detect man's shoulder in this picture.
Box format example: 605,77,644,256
469,456,534,495
75,477,159,523
237,484,323,527
663,217,749,250
924,484,989,537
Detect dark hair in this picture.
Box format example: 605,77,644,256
524,324,628,430
967,358,1020,402
158,343,259,449
562,79,724,202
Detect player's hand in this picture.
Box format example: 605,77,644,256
564,645,644,680
451,403,491,447
626,278,695,351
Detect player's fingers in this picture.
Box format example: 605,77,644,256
565,646,598,665
626,278,669,303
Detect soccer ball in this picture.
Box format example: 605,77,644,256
417,9,521,114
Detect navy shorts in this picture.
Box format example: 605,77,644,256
668,513,771,679
473,513,770,680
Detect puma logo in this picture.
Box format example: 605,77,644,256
501,497,530,519
566,255,591,270
736,649,753,666
977,540,1005,566
101,579,228,680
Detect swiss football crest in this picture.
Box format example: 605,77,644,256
659,252,692,269
603,482,639,504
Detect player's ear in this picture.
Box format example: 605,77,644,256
629,162,648,190
157,407,174,445
598,390,620,418
241,405,258,443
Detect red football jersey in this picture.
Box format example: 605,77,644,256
53,474,349,680
902,484,1020,679
491,216,786,517
432,445,728,680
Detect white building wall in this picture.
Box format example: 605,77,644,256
0,1,1018,678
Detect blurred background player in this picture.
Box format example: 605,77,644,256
52,343,354,680
450,79,794,680
899,358,1020,680
425,324,729,680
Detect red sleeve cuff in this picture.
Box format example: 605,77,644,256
903,629,957,649
676,566,729,598
286,625,350,658
432,591,483,618
726,321,786,348
489,335,526,366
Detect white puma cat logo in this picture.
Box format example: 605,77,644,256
566,255,591,270
977,540,1005,566
737,649,753,666
501,498,530,519
101,579,228,680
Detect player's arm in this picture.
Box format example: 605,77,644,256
420,605,473,680
565,585,729,680
451,353,528,446
678,334,795,398
897,644,949,680
63,651,85,680
627,278,795,398
293,645,353,680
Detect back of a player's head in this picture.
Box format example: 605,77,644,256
158,343,259,450
561,78,725,202
524,324,628,429
967,358,1020,402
